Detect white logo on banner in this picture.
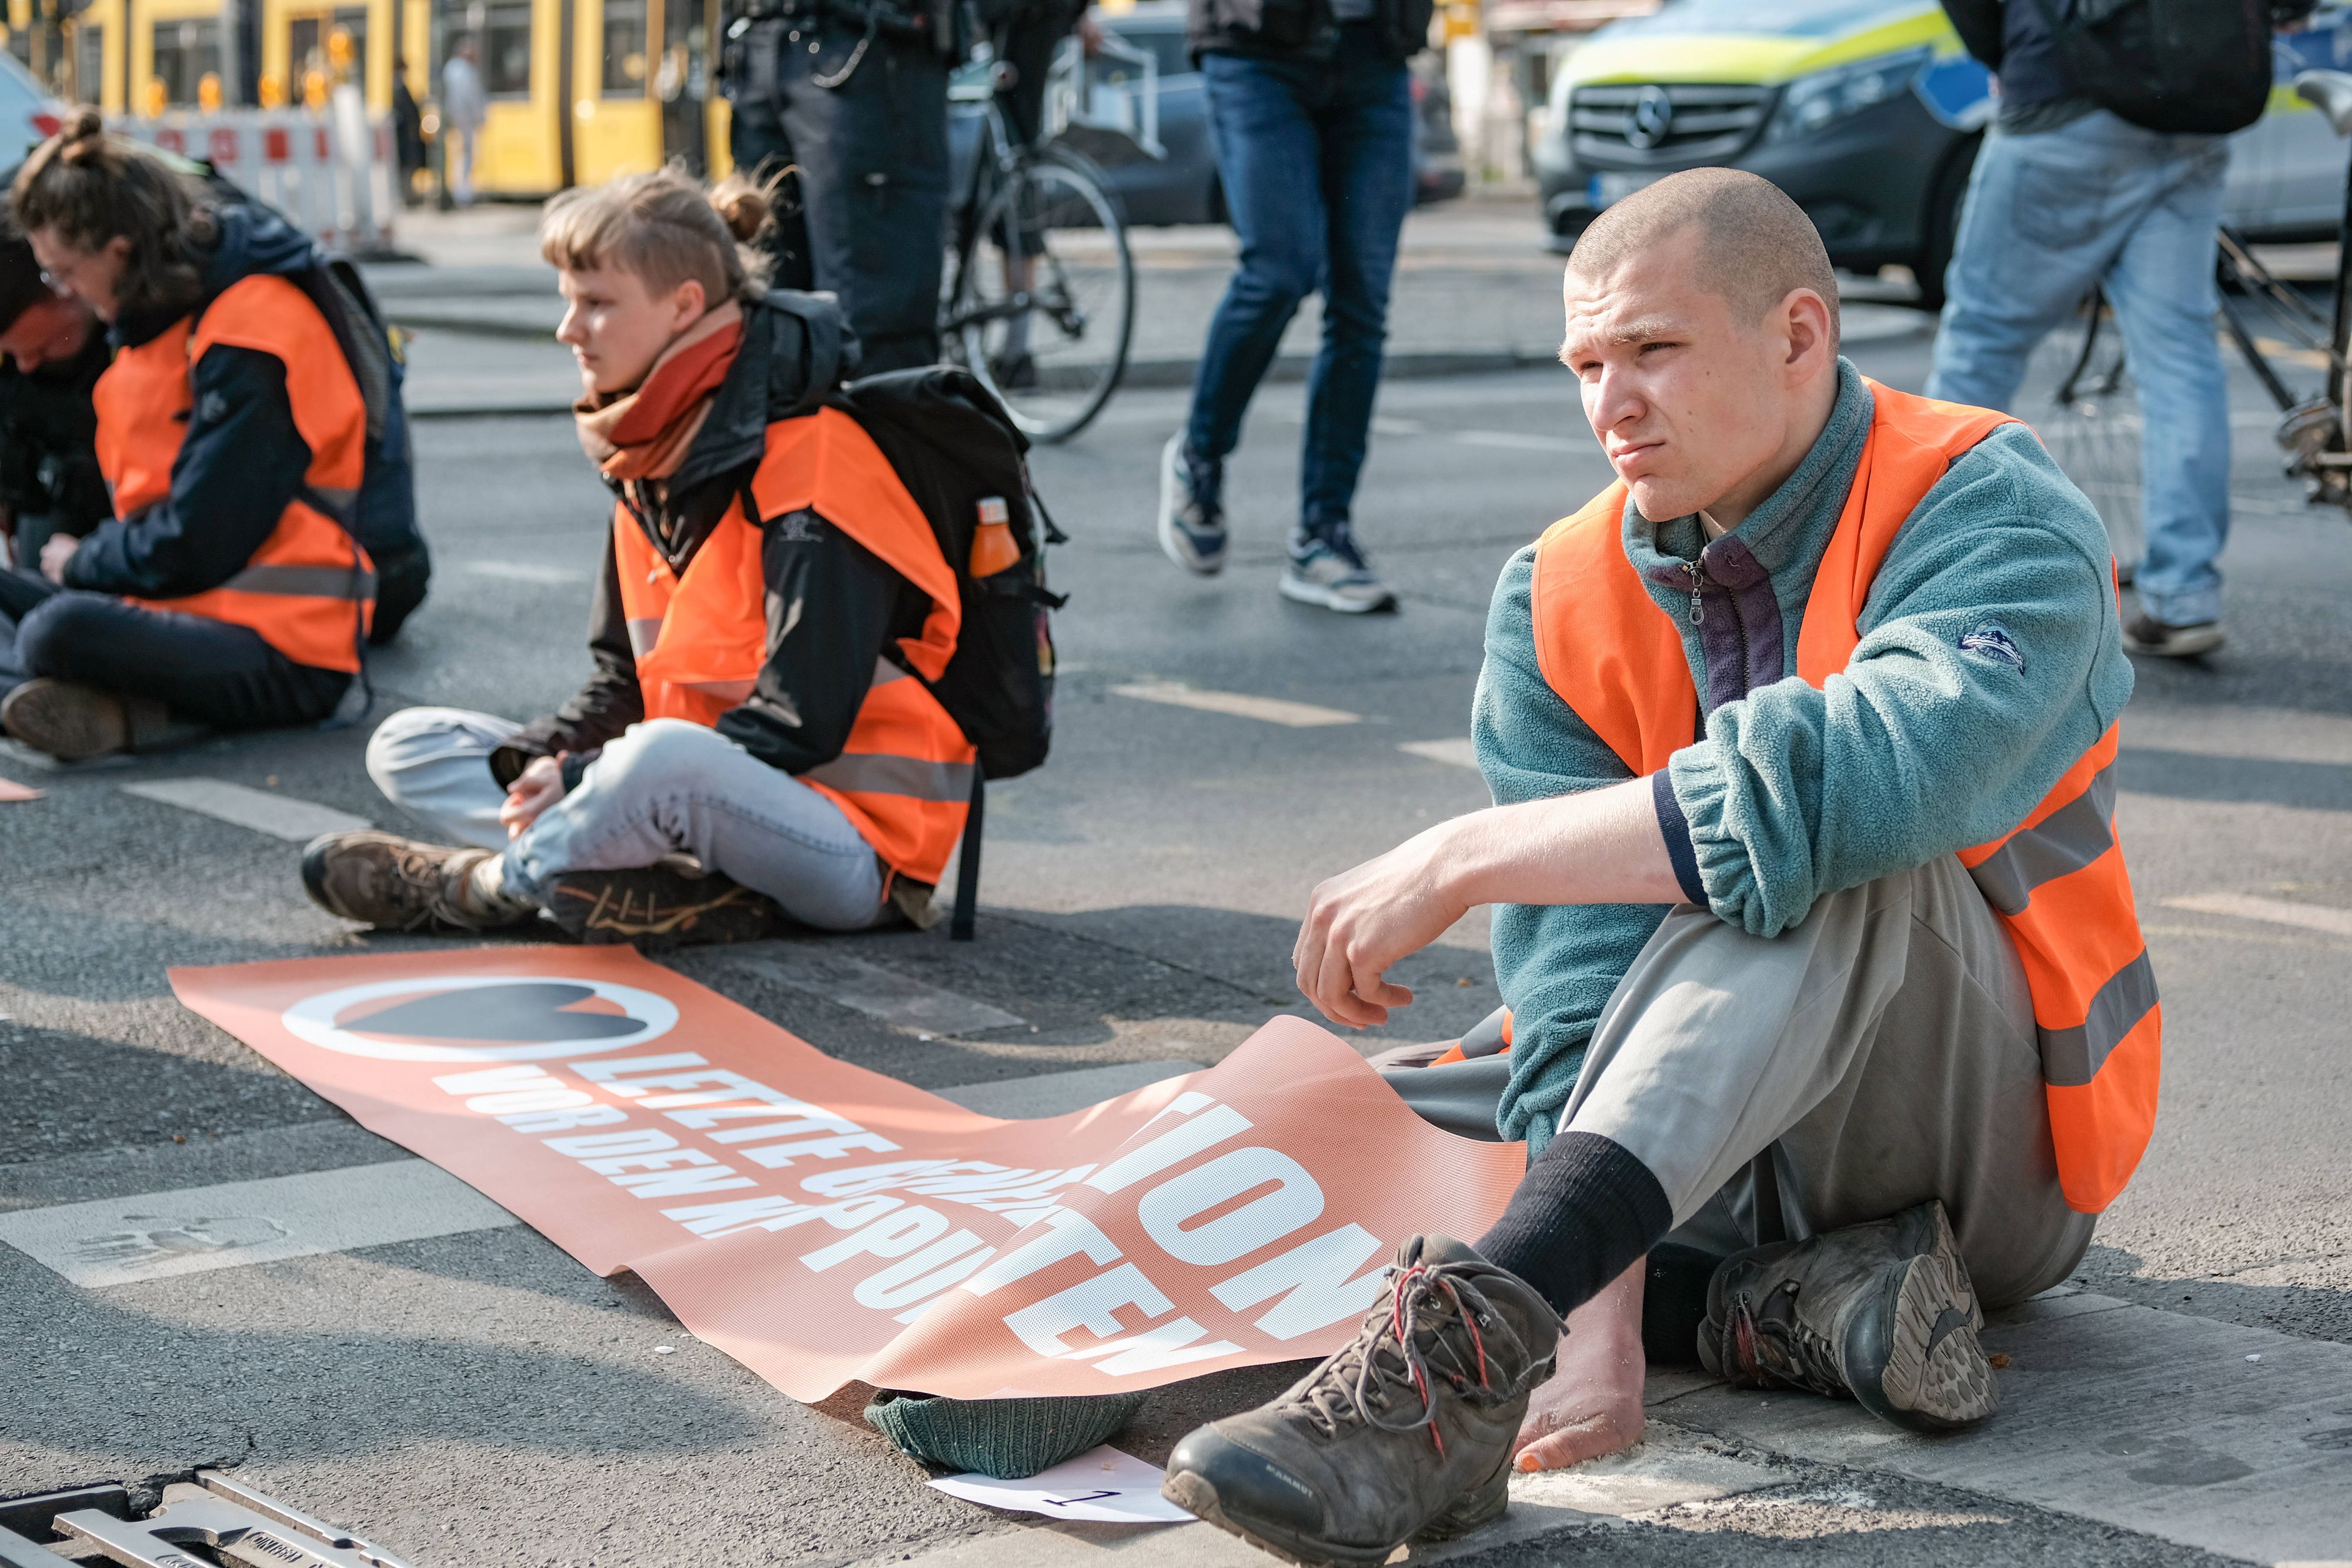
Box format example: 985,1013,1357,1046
281,974,680,1062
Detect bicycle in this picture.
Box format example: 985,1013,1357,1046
2047,67,2352,557
938,36,1138,444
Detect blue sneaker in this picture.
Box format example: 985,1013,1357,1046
1158,434,1228,576
1280,525,1397,614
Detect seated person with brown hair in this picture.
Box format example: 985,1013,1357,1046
300,168,975,945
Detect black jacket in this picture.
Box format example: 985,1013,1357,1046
492,292,924,790
1187,0,1431,62
64,205,328,603
0,327,112,540
1942,0,2321,116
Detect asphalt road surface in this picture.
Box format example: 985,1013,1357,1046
4,307,2349,1567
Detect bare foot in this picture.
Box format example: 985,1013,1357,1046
1511,1256,1647,1472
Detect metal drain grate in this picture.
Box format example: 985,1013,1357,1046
0,1473,416,1568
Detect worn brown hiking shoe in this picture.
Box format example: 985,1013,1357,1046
0,678,204,761
1161,1234,1559,1567
1700,1198,1993,1433
301,831,533,932
545,861,779,950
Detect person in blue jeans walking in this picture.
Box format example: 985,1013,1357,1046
1927,0,2244,657
1153,0,1431,613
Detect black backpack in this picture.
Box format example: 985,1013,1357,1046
836,366,1064,781
2027,0,2273,136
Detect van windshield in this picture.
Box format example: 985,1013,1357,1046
1605,0,1916,39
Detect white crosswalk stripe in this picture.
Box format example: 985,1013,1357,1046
1111,681,1359,728
0,1161,516,1288
712,945,1027,1037
2162,892,2352,940
1398,737,1479,770
119,778,371,841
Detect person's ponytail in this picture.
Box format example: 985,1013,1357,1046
539,162,775,305
12,111,206,320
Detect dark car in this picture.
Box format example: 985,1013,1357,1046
1068,4,1224,226
1532,0,1990,306
1532,0,2352,307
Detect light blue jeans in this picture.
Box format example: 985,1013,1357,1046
365,706,888,930
1926,111,2232,628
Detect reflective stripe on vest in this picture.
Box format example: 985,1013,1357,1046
611,407,975,884
1528,380,2159,1214
94,275,375,673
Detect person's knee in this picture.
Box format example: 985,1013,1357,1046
589,718,727,801
1233,249,1319,312
15,594,115,681
366,706,484,799
1320,286,1390,340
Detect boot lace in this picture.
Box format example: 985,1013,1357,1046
1722,1279,1846,1400
1289,1263,1502,1457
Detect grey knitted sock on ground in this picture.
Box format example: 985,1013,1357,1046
864,1390,1148,1478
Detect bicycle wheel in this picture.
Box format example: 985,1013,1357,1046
2038,291,2146,581
948,146,1135,443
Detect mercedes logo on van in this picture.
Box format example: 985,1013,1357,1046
1626,85,1675,151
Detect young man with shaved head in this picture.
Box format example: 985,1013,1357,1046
1161,168,2156,1566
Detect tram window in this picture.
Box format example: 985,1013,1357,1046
292,8,369,92
602,0,647,94
152,17,222,106
71,21,99,103
484,0,531,95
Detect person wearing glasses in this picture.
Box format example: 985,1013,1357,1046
0,115,411,761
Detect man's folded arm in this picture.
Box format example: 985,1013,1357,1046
1663,425,2135,937
1477,545,1679,1146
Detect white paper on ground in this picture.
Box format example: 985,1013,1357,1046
927,1446,1192,1524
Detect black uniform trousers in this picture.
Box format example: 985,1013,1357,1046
0,572,349,730
729,16,949,374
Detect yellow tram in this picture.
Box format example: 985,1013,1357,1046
21,0,731,195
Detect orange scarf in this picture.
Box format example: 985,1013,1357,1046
573,300,745,483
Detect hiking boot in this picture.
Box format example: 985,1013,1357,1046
301,830,533,933
0,678,205,761
1162,1234,1559,1566
1157,433,1228,576
546,860,779,950
1699,1198,1994,1433
1280,527,1396,614
2122,611,2223,658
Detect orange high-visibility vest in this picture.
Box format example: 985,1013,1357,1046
93,273,375,673
1522,380,2158,1214
613,405,977,885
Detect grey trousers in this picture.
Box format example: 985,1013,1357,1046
365,707,891,932
1387,855,2094,1310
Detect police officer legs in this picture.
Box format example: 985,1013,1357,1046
727,2,948,373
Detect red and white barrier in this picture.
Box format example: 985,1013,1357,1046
110,85,397,256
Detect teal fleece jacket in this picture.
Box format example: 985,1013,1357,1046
1475,361,2134,1149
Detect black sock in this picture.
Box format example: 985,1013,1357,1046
1475,1131,1672,1320
1640,1243,1723,1366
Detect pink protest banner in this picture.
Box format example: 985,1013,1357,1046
168,945,1525,1400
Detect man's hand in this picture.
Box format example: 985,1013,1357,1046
39,533,77,583
1290,777,1685,1029
500,753,567,839
1293,822,1469,1028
